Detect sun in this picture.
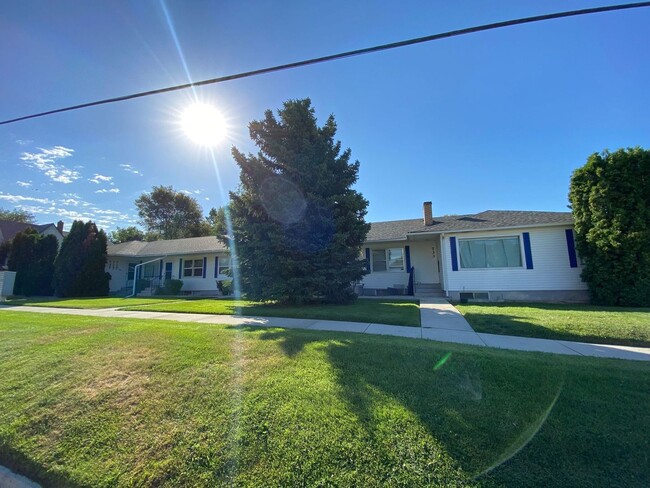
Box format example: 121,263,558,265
181,103,227,146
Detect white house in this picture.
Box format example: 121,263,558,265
361,202,588,302
106,202,588,302
106,236,230,295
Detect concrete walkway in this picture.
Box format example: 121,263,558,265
1,304,649,362
0,466,40,488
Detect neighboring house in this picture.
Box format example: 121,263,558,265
0,220,65,268
106,236,230,295
362,202,587,302
106,202,588,302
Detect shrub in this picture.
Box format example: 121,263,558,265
217,279,233,296
157,279,183,296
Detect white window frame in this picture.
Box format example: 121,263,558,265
183,258,204,278
218,255,230,276
458,235,523,270
372,247,404,272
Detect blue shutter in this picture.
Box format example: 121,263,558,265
365,248,371,271
214,256,219,278
449,237,458,271
522,232,534,269
565,229,578,268
178,258,183,279
404,245,411,270
203,257,207,278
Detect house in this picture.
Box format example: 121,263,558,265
0,220,65,269
105,202,588,302
106,236,230,295
361,202,587,302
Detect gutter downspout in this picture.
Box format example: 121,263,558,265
126,257,166,298
440,234,448,295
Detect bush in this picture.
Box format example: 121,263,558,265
217,280,233,296
157,279,183,296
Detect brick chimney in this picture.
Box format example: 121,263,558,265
423,201,433,226
56,220,64,234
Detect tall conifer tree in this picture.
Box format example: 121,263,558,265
228,99,370,304
53,220,110,297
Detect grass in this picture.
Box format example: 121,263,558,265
122,297,421,327
6,295,422,327
456,302,650,348
0,311,648,487
5,296,181,309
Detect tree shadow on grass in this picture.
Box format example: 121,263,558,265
0,443,85,488
228,324,568,483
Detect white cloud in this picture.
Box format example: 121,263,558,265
0,192,53,205
20,146,81,184
16,180,32,188
16,139,33,146
89,174,113,184
95,188,120,194
120,163,143,176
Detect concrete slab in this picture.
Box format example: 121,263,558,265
0,465,40,488
478,333,580,355
559,341,650,361
422,328,486,346
419,299,475,331
365,324,421,338
148,312,211,322
308,321,370,333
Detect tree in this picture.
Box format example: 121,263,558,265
0,207,35,223
135,186,211,240
206,206,228,237
53,220,110,297
569,147,650,306
228,98,370,304
7,228,58,296
108,226,145,244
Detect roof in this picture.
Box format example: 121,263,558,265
0,221,57,243
366,210,573,242
107,235,227,257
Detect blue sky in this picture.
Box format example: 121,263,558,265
1,0,649,232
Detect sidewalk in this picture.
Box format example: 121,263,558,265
1,304,649,362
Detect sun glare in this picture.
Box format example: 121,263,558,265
181,103,227,146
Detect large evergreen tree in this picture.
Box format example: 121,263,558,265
7,228,57,296
569,147,650,306
53,220,110,297
228,98,370,304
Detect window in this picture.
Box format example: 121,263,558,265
459,237,522,268
372,247,404,272
218,256,230,276
183,259,203,277
164,262,173,280
127,263,136,280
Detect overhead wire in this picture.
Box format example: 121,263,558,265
2,1,649,126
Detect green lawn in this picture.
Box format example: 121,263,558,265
0,311,648,487
5,296,181,309
456,302,650,348
6,296,421,327
121,297,421,327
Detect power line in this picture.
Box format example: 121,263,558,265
2,1,649,126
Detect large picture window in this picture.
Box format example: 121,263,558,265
183,259,204,277
372,247,404,272
459,237,522,269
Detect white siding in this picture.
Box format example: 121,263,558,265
361,242,409,289
442,226,587,292
107,252,231,293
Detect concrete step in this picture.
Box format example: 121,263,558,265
415,292,447,298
